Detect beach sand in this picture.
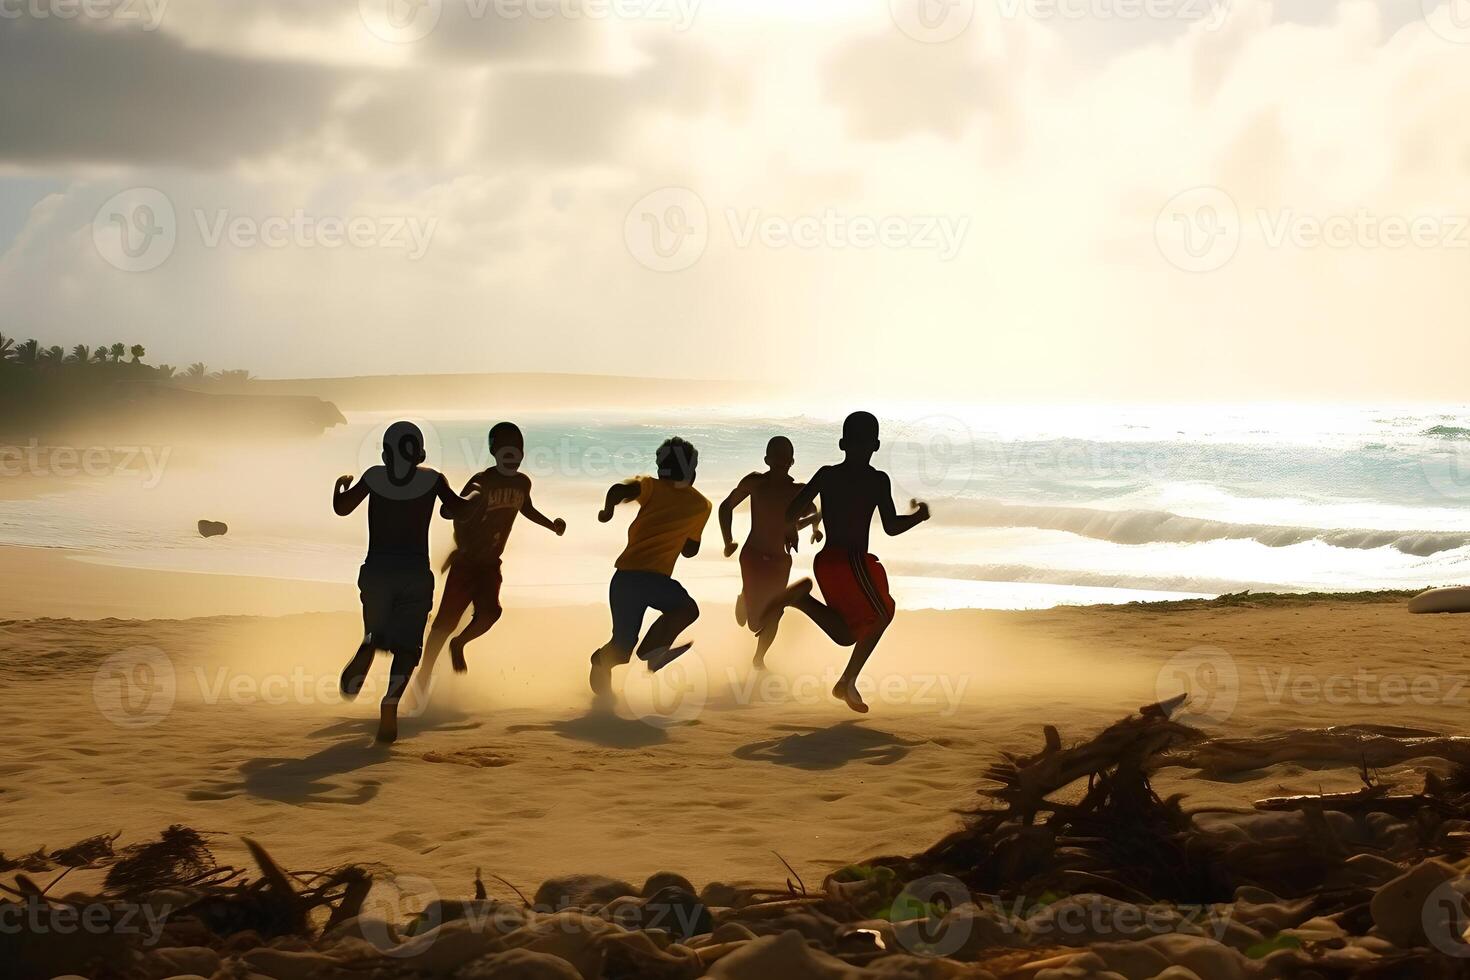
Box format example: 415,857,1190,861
3,561,1466,899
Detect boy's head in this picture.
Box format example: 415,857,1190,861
488,421,524,473
839,411,880,458
382,420,427,474
765,436,794,474
656,437,699,485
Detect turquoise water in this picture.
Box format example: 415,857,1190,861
6,402,1470,609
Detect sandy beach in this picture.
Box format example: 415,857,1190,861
4,570,1465,898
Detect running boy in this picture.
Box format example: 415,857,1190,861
762,412,930,713
718,436,822,668
334,421,479,743
589,437,711,698
420,422,565,688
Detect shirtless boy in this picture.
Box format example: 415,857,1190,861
718,436,821,668
762,412,931,713
334,421,479,742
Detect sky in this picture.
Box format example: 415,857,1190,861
0,0,1468,400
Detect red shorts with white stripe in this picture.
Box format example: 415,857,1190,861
813,550,895,643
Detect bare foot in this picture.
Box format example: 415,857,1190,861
340,645,374,701
645,642,693,672
734,593,747,627
760,579,811,635
449,637,468,674
752,650,767,671
376,703,399,743
833,680,869,714
589,652,613,697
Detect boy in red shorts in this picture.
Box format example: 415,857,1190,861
418,422,565,694
762,412,930,713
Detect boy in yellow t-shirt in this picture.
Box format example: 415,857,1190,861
589,437,712,697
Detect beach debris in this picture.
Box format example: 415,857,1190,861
17,709,1470,978
198,519,229,538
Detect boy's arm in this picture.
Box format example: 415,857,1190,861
718,474,756,557
442,474,481,518
876,472,930,536
597,480,641,523
333,474,370,516
684,500,712,558
784,467,825,524
797,502,824,544
435,473,479,520
521,493,567,536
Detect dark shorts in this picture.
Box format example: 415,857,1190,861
608,569,694,653
814,550,895,643
739,548,792,633
359,558,435,661
434,554,504,629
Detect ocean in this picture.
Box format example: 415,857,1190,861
5,402,1470,610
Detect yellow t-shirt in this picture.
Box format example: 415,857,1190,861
616,476,712,577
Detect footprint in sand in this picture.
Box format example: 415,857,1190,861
421,746,514,769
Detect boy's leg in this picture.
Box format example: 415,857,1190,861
636,574,699,671
763,580,854,646
376,565,434,743
449,561,503,672
342,562,384,701
449,605,502,672
590,571,643,697
833,622,888,714
416,562,472,698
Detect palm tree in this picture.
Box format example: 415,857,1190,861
185,362,208,380
154,364,177,380
130,344,146,364
212,369,255,387
15,339,40,365
92,348,110,364
109,342,126,363
41,345,65,365
0,333,14,362
70,344,92,364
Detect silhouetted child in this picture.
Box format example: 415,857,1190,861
334,421,477,743
589,437,711,698
418,422,565,690
762,412,930,713
718,436,822,669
